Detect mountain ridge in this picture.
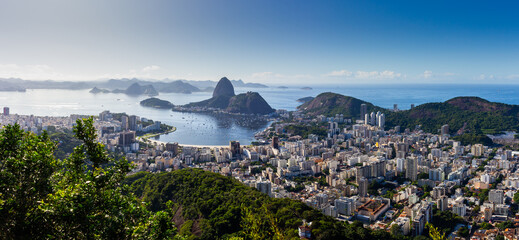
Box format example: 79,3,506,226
0,77,267,93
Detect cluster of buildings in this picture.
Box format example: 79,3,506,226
96,110,164,153
0,108,165,154
0,108,80,133
122,106,519,239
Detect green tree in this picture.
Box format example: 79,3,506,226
0,124,58,239
457,226,469,238
514,192,519,203
479,222,493,230
390,224,403,237
0,118,178,239
496,221,514,231
427,223,446,240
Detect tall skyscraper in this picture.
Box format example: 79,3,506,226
118,131,136,146
360,104,367,120
272,136,279,149
121,115,129,131
406,157,418,181
358,177,368,197
393,104,398,112
370,112,376,125
3,107,9,116
441,124,449,135
129,115,138,131
230,141,241,159
378,113,385,129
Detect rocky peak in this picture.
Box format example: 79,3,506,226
212,77,235,98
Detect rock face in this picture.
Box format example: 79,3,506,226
212,77,235,98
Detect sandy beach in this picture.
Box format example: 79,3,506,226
138,137,229,149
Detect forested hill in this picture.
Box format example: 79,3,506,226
298,92,383,117
299,93,519,135
385,96,519,135
123,169,396,240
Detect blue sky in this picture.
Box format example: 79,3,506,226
0,0,517,84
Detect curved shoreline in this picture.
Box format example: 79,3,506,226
140,137,229,149
137,126,177,141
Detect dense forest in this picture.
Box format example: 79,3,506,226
123,169,402,240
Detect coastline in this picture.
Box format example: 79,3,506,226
140,137,229,149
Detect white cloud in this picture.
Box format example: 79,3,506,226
422,70,433,79
478,74,495,80
251,72,274,78
324,69,402,80
354,70,402,79
325,70,352,77
504,74,519,80
248,72,312,84
141,65,160,72
250,72,311,79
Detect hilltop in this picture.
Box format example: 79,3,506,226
298,92,383,117
184,77,274,115
298,93,519,136
227,91,274,114
387,96,519,135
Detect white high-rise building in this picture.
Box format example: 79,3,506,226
396,158,405,173
378,113,385,129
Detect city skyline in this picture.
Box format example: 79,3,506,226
0,0,518,84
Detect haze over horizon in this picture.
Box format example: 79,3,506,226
0,0,518,84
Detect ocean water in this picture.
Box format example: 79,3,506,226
0,84,518,145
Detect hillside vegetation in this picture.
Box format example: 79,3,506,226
140,97,175,109
124,169,397,240
300,93,519,137
298,92,382,117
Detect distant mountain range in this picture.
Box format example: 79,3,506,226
299,92,519,137
0,77,269,94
